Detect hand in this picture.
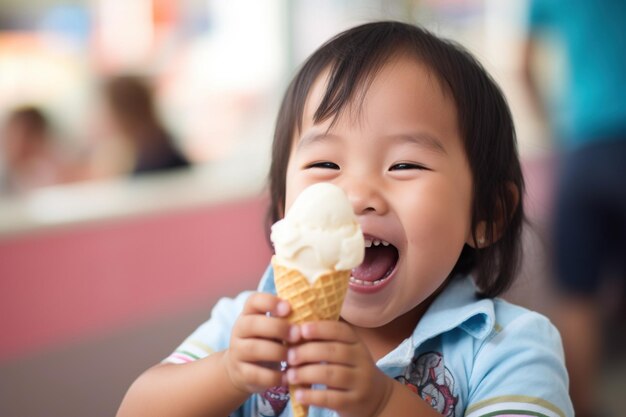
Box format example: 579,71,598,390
223,293,297,395
286,321,393,417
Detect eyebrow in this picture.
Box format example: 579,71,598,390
387,133,448,155
296,131,339,150
297,131,448,155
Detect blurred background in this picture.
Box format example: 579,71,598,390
0,1,623,416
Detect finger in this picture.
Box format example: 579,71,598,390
236,339,288,363
235,314,294,341
299,321,359,343
293,386,353,411
287,364,354,390
236,362,285,390
288,342,355,366
242,292,291,317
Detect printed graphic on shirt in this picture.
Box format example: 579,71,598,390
395,351,458,417
257,385,289,417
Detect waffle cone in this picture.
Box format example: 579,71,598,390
271,256,351,417
288,384,308,417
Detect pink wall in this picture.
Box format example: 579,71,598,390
0,195,273,362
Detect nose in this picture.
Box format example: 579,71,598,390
339,176,388,216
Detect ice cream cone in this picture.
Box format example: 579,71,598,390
272,256,351,417
288,383,309,417
269,183,363,417
272,258,319,323
310,268,350,321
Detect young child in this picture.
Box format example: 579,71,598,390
117,21,573,417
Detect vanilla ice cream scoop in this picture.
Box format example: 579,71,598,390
270,183,364,283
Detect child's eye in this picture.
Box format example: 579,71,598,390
389,162,429,171
307,161,340,170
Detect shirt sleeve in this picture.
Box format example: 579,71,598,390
163,291,252,364
465,311,574,417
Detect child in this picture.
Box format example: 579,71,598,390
117,21,573,417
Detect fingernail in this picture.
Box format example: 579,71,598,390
295,389,304,401
287,368,297,383
288,349,296,364
277,301,290,316
289,325,299,342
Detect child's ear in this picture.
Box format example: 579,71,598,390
467,182,520,249
467,221,488,249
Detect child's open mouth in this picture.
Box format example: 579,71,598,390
350,236,399,293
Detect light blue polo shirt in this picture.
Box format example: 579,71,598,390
165,266,573,417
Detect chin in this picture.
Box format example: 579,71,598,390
343,317,386,328
340,308,394,328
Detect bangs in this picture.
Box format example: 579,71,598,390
294,27,415,133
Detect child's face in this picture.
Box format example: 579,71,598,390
284,56,474,329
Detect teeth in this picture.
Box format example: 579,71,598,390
350,276,390,286
367,238,390,247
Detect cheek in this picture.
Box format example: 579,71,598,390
401,181,472,248
284,147,336,214
283,156,310,213
285,163,301,212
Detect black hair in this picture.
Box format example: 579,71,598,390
268,21,525,297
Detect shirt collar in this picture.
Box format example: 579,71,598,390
412,275,495,342
375,275,494,368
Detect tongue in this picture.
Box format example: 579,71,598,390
351,245,397,282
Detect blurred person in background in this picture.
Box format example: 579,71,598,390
100,75,189,175
523,1,626,417
0,106,81,194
